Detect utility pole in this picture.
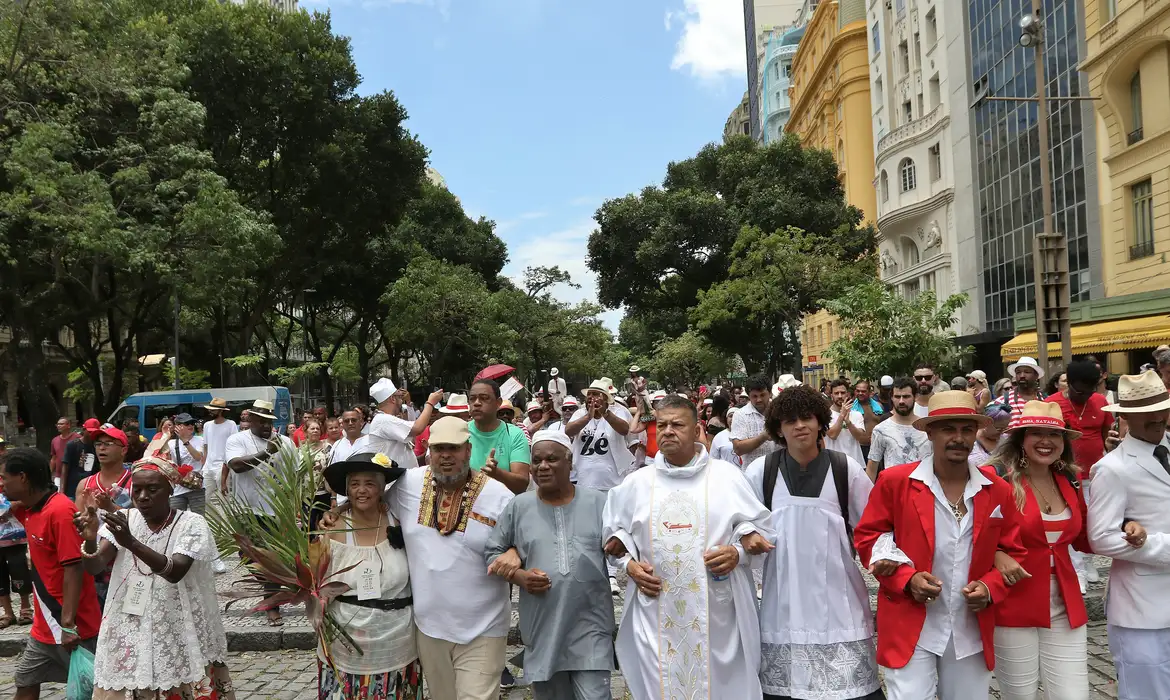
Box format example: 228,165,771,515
983,2,1092,376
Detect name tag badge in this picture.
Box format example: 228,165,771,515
122,572,153,616
356,564,379,601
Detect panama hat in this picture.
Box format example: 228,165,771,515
1103,370,1170,413
562,395,579,409
248,399,277,420
203,397,230,412
1006,401,1082,440
628,365,641,373
323,452,405,496
550,367,560,377
772,374,802,397
1007,356,1045,379
439,394,470,414
429,416,472,446
967,369,988,384
586,379,613,405
525,400,543,414
912,390,992,431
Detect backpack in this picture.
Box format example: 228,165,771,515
761,447,854,549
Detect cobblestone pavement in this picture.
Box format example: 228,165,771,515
0,620,1120,699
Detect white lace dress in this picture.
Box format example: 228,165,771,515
93,510,228,693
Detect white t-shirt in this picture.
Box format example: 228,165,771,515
825,408,866,466
869,419,932,469
156,436,204,496
223,431,296,515
709,430,742,469
366,412,420,470
202,420,237,477
568,406,634,490
913,402,931,418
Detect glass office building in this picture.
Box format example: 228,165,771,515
967,0,1098,332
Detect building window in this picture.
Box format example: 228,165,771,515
1131,179,1155,259
875,77,883,103
900,158,917,192
872,24,880,56
903,239,921,268
903,280,920,299
902,100,913,125
898,40,910,75
743,122,750,135
1129,72,1144,145
896,0,905,16
929,144,941,181
784,63,792,78
836,101,843,121
928,74,940,110
925,7,937,46
1103,0,1118,22
880,171,889,203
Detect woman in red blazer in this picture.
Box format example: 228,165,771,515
984,401,1144,700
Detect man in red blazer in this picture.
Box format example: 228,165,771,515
854,391,1026,700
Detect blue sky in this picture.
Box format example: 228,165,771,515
303,0,767,331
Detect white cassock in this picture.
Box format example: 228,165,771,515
603,445,774,700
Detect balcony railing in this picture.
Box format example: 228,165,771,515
876,106,943,159
1130,239,1155,260
1128,127,1144,145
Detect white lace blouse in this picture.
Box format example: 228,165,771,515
93,510,228,692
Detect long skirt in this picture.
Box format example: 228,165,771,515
94,661,235,700
318,658,423,700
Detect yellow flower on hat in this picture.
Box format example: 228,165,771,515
372,453,392,468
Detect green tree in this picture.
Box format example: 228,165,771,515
691,226,874,376
822,281,972,380
647,330,736,389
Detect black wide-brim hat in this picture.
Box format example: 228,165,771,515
323,452,405,496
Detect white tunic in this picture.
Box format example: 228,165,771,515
603,445,773,700
366,412,420,470
744,452,880,699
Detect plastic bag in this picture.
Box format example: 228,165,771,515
66,645,94,700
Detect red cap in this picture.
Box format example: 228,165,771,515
93,425,128,448
83,418,101,431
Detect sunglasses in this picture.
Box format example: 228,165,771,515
914,374,934,381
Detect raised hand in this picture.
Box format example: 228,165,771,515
73,505,100,541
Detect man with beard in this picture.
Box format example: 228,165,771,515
367,378,442,471
867,377,932,481
854,391,1026,700
1003,356,1045,416
1089,370,1170,699
912,364,938,418
387,416,514,700
224,399,296,625
603,394,774,700
826,379,867,467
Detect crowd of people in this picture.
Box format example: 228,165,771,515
0,353,1167,700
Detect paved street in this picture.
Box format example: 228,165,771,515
0,620,1120,699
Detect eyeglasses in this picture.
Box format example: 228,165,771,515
914,374,934,381
94,440,122,448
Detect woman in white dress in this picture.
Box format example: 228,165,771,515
74,455,231,700
317,452,420,700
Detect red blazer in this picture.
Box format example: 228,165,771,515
855,462,1027,671
993,475,1091,629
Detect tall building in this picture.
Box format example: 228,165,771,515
787,0,875,221
760,23,804,142
1027,0,1170,373
724,91,753,142
745,1,803,142
954,0,1101,368
867,0,974,337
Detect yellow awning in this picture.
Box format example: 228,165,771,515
1001,314,1170,361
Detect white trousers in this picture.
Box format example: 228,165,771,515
882,637,991,700
993,615,1088,700
1109,624,1170,700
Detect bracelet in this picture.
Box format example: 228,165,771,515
81,541,101,558
160,557,174,578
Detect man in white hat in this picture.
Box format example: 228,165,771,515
855,391,1026,700
385,416,515,700
1088,370,1170,699
1004,356,1045,417
547,369,567,415
522,399,550,435
624,365,651,422
603,394,774,700
538,395,576,435
367,378,443,471
485,431,615,699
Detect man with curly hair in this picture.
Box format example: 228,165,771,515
745,384,882,700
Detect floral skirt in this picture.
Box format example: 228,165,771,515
318,658,423,700
94,661,235,700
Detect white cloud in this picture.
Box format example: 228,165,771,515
667,0,746,81
568,195,597,207
503,220,622,333
495,210,548,234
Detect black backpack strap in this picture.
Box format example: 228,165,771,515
826,449,855,551
762,449,785,511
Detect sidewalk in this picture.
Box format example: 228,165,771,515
0,554,1113,656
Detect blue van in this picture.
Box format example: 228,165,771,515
107,386,293,439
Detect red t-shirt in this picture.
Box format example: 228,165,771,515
646,422,659,459
13,492,101,644
292,425,306,447
414,425,430,457
1046,393,1111,476
50,433,77,468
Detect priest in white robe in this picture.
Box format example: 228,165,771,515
603,394,775,700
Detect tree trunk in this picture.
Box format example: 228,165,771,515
12,333,62,454
355,322,371,404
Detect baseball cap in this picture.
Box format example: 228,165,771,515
429,416,471,446
879,375,894,388
174,412,197,425
93,424,128,448
83,418,102,433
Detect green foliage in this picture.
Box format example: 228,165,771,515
225,354,264,368
163,364,213,390
63,368,94,404
647,330,736,389
269,362,330,387
823,282,972,380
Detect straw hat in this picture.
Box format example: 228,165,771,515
1103,370,1170,413
1006,401,1082,439
498,399,519,419
248,399,277,420
912,390,992,431
203,397,230,412
585,379,613,405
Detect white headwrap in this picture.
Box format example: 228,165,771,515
531,431,573,452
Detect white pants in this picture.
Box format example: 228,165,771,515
993,615,1088,699
1109,624,1170,700
882,637,991,700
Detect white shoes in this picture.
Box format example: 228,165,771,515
213,559,228,575
609,576,621,596
1085,564,1100,584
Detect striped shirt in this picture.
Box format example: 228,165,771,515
1004,389,1045,416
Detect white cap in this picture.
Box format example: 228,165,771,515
531,431,573,451
879,375,894,387
370,378,397,404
